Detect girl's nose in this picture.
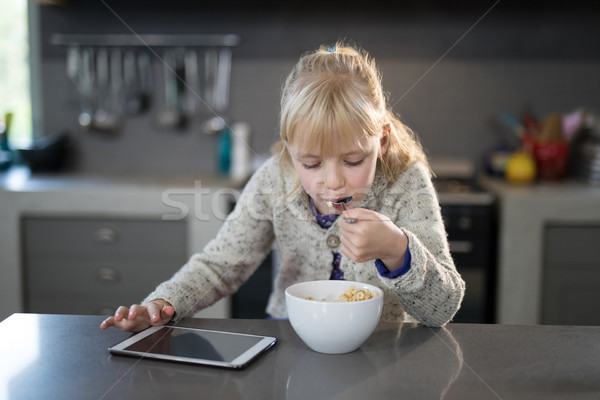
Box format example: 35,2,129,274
324,164,344,190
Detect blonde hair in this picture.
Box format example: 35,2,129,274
272,41,429,186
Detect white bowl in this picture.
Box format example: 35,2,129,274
285,280,383,354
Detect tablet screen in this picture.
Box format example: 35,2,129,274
123,327,266,363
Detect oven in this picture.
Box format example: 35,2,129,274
432,159,497,323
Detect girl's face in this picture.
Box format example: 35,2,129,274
288,128,389,215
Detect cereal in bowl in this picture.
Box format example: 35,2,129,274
335,286,379,302
304,286,379,302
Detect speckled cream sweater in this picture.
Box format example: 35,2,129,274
144,155,465,327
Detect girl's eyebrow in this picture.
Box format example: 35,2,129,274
297,150,366,159
296,151,319,157
295,152,320,159
342,150,366,156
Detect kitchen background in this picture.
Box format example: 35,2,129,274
35,0,600,173
1,0,599,324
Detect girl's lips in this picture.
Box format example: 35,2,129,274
325,196,352,203
325,196,353,210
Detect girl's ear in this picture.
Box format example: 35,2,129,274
380,124,391,155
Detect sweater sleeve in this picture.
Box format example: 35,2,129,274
375,247,411,278
377,162,465,327
142,158,278,319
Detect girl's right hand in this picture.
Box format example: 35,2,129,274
99,299,175,332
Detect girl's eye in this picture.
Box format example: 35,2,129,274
346,159,365,167
302,162,321,169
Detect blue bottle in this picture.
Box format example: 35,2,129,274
217,126,231,175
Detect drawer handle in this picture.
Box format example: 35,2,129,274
97,266,120,283
95,226,119,244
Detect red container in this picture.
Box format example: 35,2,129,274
522,134,569,180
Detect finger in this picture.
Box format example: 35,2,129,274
339,218,360,235
340,242,359,263
340,227,361,249
100,316,114,330
100,315,140,332
116,320,149,333
114,306,130,322
341,236,370,264
127,304,144,321
146,302,163,323
113,316,151,333
161,305,175,321
342,212,358,224
100,306,153,333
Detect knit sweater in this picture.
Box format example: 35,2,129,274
144,155,465,327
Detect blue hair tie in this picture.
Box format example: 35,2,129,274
328,46,336,53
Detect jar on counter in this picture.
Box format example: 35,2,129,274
570,120,600,184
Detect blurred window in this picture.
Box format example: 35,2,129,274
0,0,31,145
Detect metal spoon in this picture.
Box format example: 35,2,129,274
327,196,357,223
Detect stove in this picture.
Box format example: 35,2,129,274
434,178,495,206
430,157,494,204
431,158,497,323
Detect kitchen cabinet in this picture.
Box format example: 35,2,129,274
542,224,600,325
479,176,600,325
0,167,238,320
22,217,187,315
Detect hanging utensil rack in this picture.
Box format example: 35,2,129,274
51,33,239,133
49,33,240,48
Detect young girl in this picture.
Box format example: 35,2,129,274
100,42,464,332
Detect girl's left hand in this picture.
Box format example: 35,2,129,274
338,208,408,271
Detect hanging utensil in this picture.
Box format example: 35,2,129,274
174,48,188,128
137,51,153,113
203,48,218,112
93,47,113,131
66,45,90,130
183,48,200,118
214,47,231,112
66,45,79,84
123,50,143,114
77,46,95,131
202,47,231,134
107,47,124,131
157,49,185,130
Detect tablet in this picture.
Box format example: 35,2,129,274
109,325,277,369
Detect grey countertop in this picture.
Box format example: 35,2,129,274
2,314,600,400
0,166,240,193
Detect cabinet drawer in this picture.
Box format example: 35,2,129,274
27,294,149,316
22,216,189,315
542,269,600,325
22,217,186,256
26,260,183,299
544,224,599,267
